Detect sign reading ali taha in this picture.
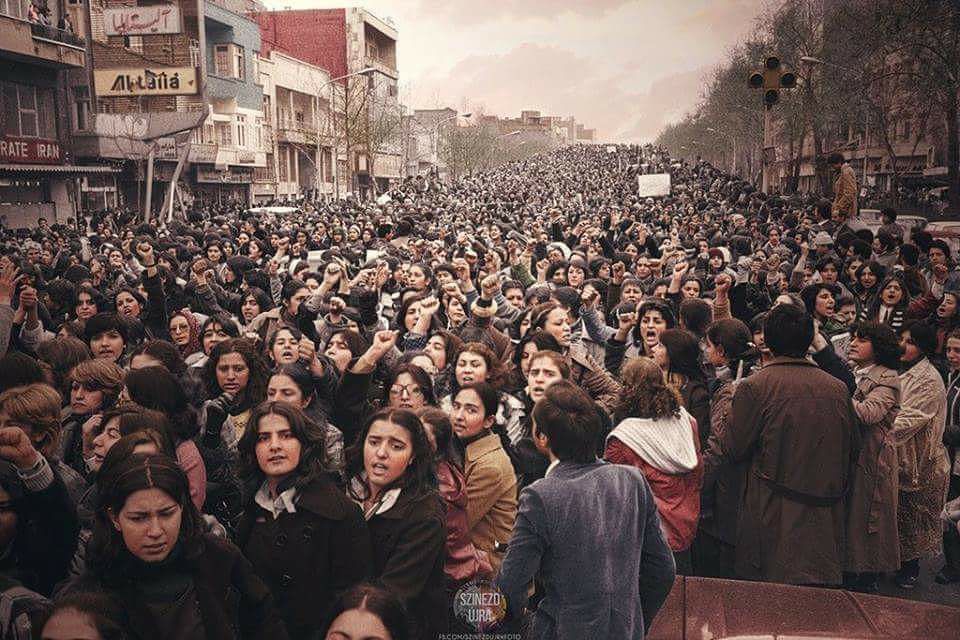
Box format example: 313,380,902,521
104,5,181,36
95,67,198,97
637,173,672,198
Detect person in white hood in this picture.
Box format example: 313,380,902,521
605,356,703,574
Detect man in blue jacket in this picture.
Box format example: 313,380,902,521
495,380,676,639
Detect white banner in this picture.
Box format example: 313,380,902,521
637,173,671,197
104,5,182,36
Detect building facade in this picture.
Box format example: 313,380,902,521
251,6,400,197
254,50,338,202
0,0,106,227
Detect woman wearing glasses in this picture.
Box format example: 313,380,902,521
382,363,437,412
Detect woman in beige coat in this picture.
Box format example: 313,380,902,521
893,321,951,589
845,322,901,592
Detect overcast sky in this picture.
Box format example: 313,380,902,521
264,0,767,142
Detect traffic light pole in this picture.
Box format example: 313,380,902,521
762,105,773,194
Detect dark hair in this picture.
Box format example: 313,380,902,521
239,401,331,486
853,321,903,369
827,152,845,165
242,287,273,318
706,318,754,361
74,284,107,315
428,329,463,370
37,591,128,640
98,402,176,454
0,352,45,393
615,357,681,422
383,363,437,407
453,382,499,420
280,278,308,303
267,324,303,362
452,342,506,391
203,338,270,409
532,380,602,463
902,320,938,359
271,362,318,403
638,298,677,328
899,243,920,266
395,292,441,333
35,336,91,398
659,328,706,382
84,312,129,345
328,328,365,358
123,366,198,441
800,283,836,319
764,303,814,358
344,408,435,502
416,406,454,458
89,454,203,584
679,298,711,336
321,583,410,640
130,339,187,377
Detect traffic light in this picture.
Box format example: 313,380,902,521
749,55,797,108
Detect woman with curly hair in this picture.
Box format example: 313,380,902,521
236,401,370,638
201,338,270,450
439,341,526,446
844,321,902,592
606,357,702,574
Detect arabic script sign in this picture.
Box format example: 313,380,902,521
95,67,198,97
104,5,182,36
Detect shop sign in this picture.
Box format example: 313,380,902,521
237,151,256,164
95,67,198,97
104,5,182,36
197,167,251,183
0,136,62,164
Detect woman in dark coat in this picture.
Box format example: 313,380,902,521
345,407,447,639
236,401,371,638
75,453,287,640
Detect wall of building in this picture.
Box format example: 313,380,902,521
204,0,262,110
251,9,348,83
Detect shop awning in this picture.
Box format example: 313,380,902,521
0,164,120,173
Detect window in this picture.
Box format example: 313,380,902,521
278,148,289,182
124,36,143,53
214,45,231,77
2,82,56,139
236,115,246,147
73,86,90,131
190,39,201,68
217,122,232,147
214,44,245,80
1,0,27,20
262,95,271,124
365,41,379,60
902,119,912,141
203,123,215,144
234,46,245,81
387,83,397,98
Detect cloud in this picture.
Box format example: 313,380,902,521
415,0,632,24
410,42,710,143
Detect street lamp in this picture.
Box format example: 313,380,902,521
315,67,375,199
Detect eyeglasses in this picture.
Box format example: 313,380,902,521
170,324,190,334
389,384,423,398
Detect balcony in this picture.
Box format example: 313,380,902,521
363,55,397,79
0,10,85,68
275,117,322,146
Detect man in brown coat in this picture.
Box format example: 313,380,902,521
829,152,859,220
722,303,859,585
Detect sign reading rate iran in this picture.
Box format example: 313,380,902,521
94,67,198,97
104,5,182,36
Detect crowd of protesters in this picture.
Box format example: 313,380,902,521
0,142,957,639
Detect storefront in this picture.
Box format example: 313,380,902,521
192,165,253,207
0,134,119,226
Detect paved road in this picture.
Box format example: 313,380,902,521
876,555,960,607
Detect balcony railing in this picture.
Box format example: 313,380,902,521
30,22,84,48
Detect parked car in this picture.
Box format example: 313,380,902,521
648,576,960,640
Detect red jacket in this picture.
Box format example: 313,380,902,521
605,416,703,551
